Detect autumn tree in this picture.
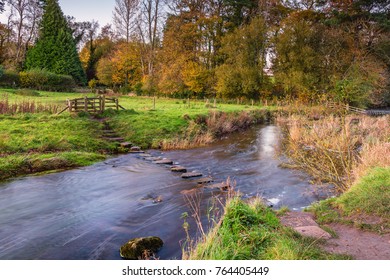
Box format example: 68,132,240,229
25,0,86,83
216,16,269,100
81,25,116,84
96,42,142,90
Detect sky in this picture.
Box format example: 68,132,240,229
59,0,115,26
0,0,116,27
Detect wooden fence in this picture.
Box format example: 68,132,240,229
328,102,390,116
57,96,125,115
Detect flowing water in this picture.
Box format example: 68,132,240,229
0,125,330,260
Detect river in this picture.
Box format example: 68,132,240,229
0,125,330,260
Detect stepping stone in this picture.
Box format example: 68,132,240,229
130,146,141,152
104,137,124,142
206,182,231,191
294,226,332,240
154,159,173,165
120,142,132,148
144,157,162,161
181,172,203,179
197,177,214,184
171,166,187,173
129,150,144,154
140,153,152,158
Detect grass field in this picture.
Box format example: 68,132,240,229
0,88,265,180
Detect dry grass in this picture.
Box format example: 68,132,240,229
277,114,389,192
0,95,59,114
161,110,269,150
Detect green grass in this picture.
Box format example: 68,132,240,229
0,152,106,180
309,167,390,232
0,114,114,154
0,89,267,180
187,198,350,260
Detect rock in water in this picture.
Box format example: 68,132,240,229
171,166,187,173
181,172,203,178
154,159,173,165
120,236,163,260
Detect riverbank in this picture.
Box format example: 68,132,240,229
185,112,389,260
0,89,270,181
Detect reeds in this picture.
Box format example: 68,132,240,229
277,113,390,192
161,110,269,150
0,95,59,114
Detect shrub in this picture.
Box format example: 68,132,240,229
0,65,3,78
19,69,76,92
88,79,98,91
0,69,20,87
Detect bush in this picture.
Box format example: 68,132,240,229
0,69,20,87
0,65,3,78
19,69,76,92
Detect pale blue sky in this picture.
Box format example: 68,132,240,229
59,0,115,26
0,0,116,26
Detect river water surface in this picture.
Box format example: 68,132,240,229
0,125,329,260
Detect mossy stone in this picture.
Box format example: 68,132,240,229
120,236,163,260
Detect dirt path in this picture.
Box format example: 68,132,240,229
321,223,390,260
280,212,390,260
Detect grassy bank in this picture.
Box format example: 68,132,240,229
0,89,269,180
0,113,114,180
185,197,350,260
310,167,390,234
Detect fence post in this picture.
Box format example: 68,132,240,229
84,96,88,112
67,99,72,112
115,98,119,110
102,95,106,112
213,98,216,108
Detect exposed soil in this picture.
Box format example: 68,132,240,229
321,223,390,260
281,211,390,260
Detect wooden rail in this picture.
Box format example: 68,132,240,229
57,95,125,115
328,102,390,116
328,102,367,114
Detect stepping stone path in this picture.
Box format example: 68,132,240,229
154,159,174,165
171,166,187,173
280,212,332,240
181,172,203,179
120,142,132,148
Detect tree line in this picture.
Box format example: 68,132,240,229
0,0,389,107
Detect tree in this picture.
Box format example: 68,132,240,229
0,0,5,13
78,20,99,81
216,17,269,100
5,0,43,69
25,0,86,83
113,0,138,43
96,42,142,89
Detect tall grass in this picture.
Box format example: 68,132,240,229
161,110,270,150
0,95,59,114
277,114,389,192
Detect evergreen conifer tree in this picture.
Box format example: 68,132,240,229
25,0,86,83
